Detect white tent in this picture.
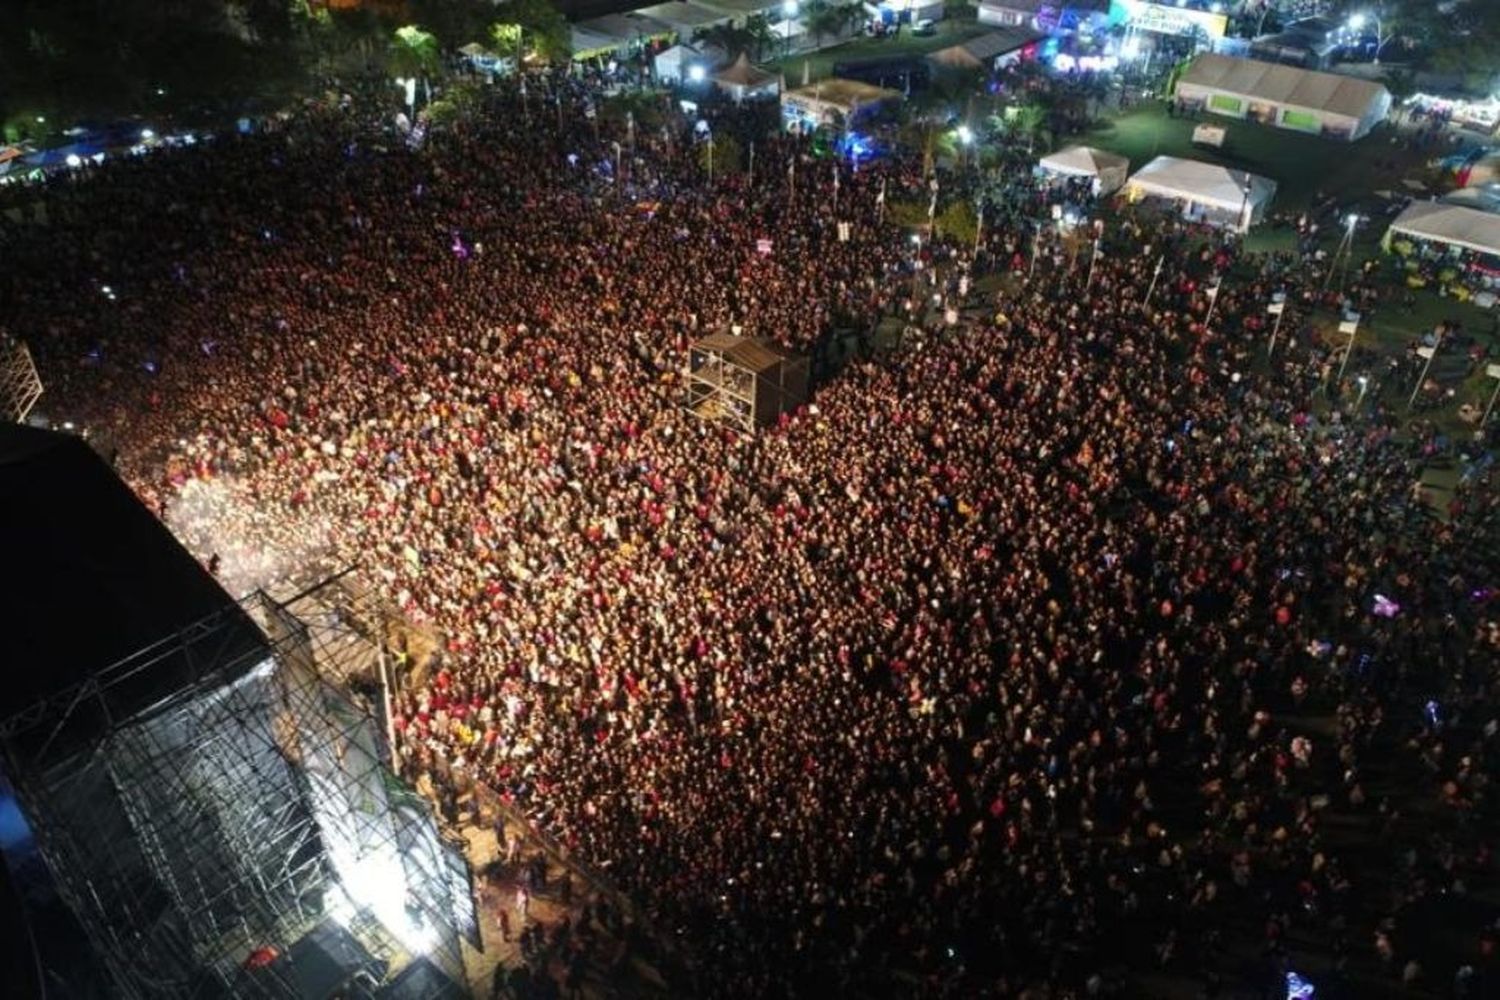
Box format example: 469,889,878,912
1387,201,1500,259
654,43,703,83
714,53,781,102
1037,146,1130,196
1174,54,1391,141
1124,156,1276,232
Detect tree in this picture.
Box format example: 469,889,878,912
389,24,440,108
698,132,743,179
409,0,492,50
491,0,570,64
1424,3,1500,91
693,23,754,61
743,14,776,61
806,2,861,49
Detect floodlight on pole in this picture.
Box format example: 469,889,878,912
688,64,706,83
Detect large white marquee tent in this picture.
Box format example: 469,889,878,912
1386,201,1500,260
1174,54,1391,141
1124,156,1276,232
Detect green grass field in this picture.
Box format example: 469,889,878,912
1081,101,1434,213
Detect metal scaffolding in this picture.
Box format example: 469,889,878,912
0,573,477,999
0,330,43,424
684,332,810,432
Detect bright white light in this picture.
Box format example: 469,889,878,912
783,0,798,16
1053,53,1076,72
956,125,973,144
140,128,155,141
35,116,45,124
910,234,921,244
607,60,618,73
1356,375,1369,387
101,285,113,295
689,64,706,82
1210,2,1223,11
1345,213,1360,228
1122,38,1142,60
1348,13,1366,29
66,153,81,168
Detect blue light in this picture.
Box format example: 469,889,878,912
836,131,875,163
1286,971,1316,1000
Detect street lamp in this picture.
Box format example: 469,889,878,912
909,232,924,307
782,0,799,58
1347,11,1388,63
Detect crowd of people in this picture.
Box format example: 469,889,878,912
3,75,1498,998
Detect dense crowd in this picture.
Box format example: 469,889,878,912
3,78,1498,999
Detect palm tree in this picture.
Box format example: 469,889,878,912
743,14,775,62
693,23,754,62
806,2,856,49
389,25,440,110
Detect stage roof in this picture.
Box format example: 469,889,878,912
0,424,267,740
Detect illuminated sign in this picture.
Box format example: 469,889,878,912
1115,1,1227,39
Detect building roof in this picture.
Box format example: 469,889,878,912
1126,156,1277,213
979,0,1107,12
0,425,267,755
1177,53,1390,121
961,28,1046,61
694,0,784,16
1388,201,1500,258
928,28,1044,67
634,1,730,31
576,11,676,40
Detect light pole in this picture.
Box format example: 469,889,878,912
1409,331,1443,410
910,233,922,309
783,0,799,59
1336,312,1360,383
1354,374,1369,415
1482,364,1500,431
1348,11,1389,64
1323,213,1359,295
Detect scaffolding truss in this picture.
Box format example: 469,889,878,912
0,572,477,999
684,332,810,432
0,330,43,424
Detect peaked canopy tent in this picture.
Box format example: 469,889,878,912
714,53,781,101
1124,156,1276,232
1173,53,1391,141
655,43,706,83
1037,146,1130,195
1386,201,1500,260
